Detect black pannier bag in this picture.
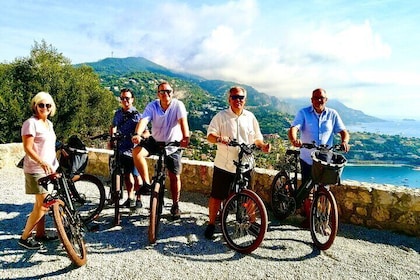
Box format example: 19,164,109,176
311,150,347,185
59,135,89,179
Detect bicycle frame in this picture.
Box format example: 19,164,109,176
148,141,180,244
220,140,268,254
270,142,346,250
90,132,125,225
38,172,87,266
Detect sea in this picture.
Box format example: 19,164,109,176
344,119,420,189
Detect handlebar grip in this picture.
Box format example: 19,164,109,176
89,133,109,140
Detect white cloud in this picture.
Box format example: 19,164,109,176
2,0,419,119
306,20,392,64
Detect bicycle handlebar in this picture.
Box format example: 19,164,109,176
89,133,110,140
301,141,344,152
228,139,258,155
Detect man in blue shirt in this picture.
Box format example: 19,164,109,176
288,88,350,225
111,88,146,210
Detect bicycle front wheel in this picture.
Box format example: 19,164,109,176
310,187,338,250
221,189,268,254
72,174,105,224
52,200,87,267
270,171,296,220
148,182,163,244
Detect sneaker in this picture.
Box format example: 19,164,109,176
18,237,42,250
136,183,152,195
132,200,142,210
121,198,134,208
34,235,59,242
204,224,216,240
170,204,181,220
128,199,136,209
137,200,143,208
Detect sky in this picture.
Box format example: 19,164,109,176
1,0,419,120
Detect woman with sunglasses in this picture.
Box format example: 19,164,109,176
19,91,59,250
204,86,271,239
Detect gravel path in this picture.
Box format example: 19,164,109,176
0,167,419,280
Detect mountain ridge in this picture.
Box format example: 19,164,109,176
76,56,383,125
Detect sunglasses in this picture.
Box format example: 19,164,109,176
120,96,132,101
230,95,245,100
312,97,327,102
38,103,52,109
158,89,172,95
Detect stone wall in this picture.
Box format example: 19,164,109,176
2,143,419,237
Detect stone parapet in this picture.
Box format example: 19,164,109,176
1,143,419,237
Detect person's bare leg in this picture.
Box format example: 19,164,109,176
124,173,134,200
132,147,150,184
168,172,181,205
21,194,48,240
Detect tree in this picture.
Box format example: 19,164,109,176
0,40,117,144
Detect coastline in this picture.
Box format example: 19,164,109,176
347,161,417,168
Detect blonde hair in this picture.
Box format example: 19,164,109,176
31,91,57,117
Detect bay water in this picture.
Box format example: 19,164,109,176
342,165,420,188
344,119,420,189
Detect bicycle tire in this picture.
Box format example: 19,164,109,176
221,189,268,254
148,182,163,244
270,170,296,220
112,171,123,226
310,187,338,250
71,174,105,224
52,200,87,267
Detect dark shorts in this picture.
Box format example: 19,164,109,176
300,159,312,186
141,137,182,175
120,154,139,176
210,166,251,200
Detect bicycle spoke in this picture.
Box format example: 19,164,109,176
310,188,338,250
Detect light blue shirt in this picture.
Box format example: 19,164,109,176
291,105,346,164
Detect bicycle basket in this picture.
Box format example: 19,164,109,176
59,135,89,179
311,150,347,185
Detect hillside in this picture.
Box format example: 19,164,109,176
74,57,419,166
77,57,382,126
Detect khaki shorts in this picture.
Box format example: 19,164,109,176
25,173,49,194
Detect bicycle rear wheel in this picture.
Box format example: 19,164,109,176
270,171,296,220
52,200,87,267
71,174,105,224
221,189,268,254
148,182,163,244
310,187,338,250
112,171,123,226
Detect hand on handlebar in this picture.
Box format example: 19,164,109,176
132,134,142,145
217,136,231,145
261,143,271,153
180,137,189,148
340,141,350,153
291,139,302,147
